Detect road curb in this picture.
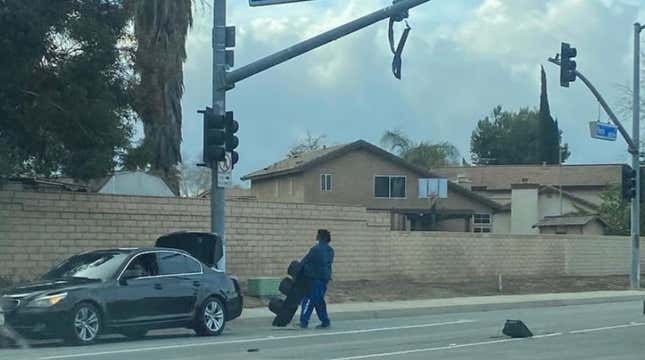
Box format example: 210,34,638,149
231,294,644,328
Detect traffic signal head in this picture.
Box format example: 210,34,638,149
622,164,636,200
560,42,577,87
224,111,239,165
200,107,226,163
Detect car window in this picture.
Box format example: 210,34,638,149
158,252,201,275
124,253,159,278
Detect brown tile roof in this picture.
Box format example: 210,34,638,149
538,185,600,210
241,140,505,210
432,164,622,190
534,215,607,228
241,143,347,180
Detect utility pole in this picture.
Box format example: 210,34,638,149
549,29,644,288
208,0,432,271
212,0,227,271
631,22,644,289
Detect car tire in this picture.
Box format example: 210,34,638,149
279,277,294,295
121,328,148,340
268,297,284,315
194,297,226,336
287,261,301,278
65,302,101,345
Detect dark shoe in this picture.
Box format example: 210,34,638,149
294,323,308,329
315,322,330,329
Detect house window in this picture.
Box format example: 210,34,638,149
374,176,406,198
473,213,492,233
320,174,333,192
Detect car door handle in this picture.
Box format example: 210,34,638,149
193,281,201,287
154,283,163,290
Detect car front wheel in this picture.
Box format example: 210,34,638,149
66,302,101,345
194,297,226,336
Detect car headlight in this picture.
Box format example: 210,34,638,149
28,292,68,308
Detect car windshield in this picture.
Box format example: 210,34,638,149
42,252,129,281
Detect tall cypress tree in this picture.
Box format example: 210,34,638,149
538,66,561,164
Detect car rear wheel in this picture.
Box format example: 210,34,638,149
194,297,226,336
66,302,101,345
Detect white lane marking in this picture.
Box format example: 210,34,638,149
533,332,563,339
329,321,645,360
39,319,476,360
328,338,522,360
569,322,645,334
329,333,564,360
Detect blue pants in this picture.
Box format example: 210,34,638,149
299,279,330,327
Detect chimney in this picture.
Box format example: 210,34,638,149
456,173,472,191
510,183,539,235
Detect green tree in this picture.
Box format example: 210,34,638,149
598,185,630,235
538,66,566,164
596,185,645,236
380,130,460,168
287,131,327,158
470,106,570,165
0,0,134,180
124,0,194,194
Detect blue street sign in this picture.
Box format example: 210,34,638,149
249,0,313,6
589,121,617,141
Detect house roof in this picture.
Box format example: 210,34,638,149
241,140,505,210
5,171,177,196
539,185,600,210
241,143,347,180
533,215,608,228
432,164,622,190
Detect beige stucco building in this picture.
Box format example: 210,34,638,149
242,141,504,233
241,141,609,235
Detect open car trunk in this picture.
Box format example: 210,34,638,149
155,232,223,269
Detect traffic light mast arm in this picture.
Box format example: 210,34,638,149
548,57,637,154
225,0,431,87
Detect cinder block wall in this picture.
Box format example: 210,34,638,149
0,191,641,282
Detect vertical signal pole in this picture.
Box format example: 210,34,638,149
212,0,227,271
630,22,643,289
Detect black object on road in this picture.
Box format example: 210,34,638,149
502,320,533,338
270,260,311,327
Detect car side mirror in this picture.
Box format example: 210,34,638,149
119,277,129,286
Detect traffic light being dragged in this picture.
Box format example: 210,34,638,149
560,42,577,88
622,164,636,200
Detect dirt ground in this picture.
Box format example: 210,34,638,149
242,275,645,308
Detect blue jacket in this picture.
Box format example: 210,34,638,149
301,241,334,281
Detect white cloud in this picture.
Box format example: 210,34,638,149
180,0,645,179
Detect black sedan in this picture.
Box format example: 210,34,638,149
0,232,243,345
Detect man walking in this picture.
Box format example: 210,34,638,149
299,229,334,329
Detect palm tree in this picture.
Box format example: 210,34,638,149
380,130,460,169
126,0,193,194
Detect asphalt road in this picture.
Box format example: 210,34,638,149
1,301,644,360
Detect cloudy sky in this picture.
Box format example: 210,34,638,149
178,0,645,183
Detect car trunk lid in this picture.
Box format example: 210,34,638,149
155,232,222,269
